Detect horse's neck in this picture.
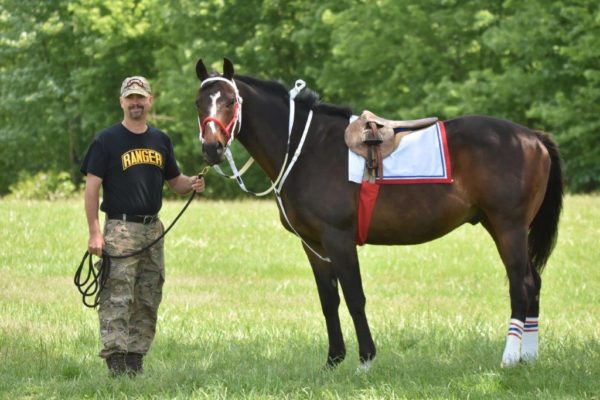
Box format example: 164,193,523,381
237,87,291,181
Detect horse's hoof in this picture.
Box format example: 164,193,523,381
355,359,373,374
500,354,520,368
520,351,538,364
321,363,336,372
326,353,345,368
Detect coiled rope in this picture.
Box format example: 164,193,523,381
74,170,207,308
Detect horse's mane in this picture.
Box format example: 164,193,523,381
235,75,353,119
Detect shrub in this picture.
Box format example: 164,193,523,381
8,171,78,200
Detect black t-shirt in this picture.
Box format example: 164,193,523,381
80,123,181,215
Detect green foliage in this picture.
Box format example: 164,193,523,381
7,170,78,200
315,0,599,192
1,0,599,194
0,0,162,195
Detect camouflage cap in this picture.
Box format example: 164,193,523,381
120,76,152,97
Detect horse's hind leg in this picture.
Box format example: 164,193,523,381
303,244,346,367
521,264,541,362
484,220,531,367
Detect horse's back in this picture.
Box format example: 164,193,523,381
445,115,541,149
444,115,551,211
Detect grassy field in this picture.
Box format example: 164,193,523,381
0,195,599,399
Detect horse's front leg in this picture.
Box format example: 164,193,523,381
321,228,376,371
303,244,346,367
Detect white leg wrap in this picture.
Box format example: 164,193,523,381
521,317,539,362
501,318,524,368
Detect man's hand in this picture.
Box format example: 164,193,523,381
168,174,206,195
88,231,105,257
190,175,205,193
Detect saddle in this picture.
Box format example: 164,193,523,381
345,110,438,182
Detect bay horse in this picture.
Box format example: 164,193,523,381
195,58,563,370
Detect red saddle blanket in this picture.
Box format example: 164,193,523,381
355,121,452,245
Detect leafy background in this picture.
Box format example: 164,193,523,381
1,0,599,196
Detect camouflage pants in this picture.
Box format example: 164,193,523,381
97,219,165,358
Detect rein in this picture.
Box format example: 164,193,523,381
73,168,209,308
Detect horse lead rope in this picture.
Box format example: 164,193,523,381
74,168,209,308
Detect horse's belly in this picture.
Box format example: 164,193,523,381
365,185,477,245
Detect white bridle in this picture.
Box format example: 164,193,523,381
198,77,243,148
196,78,329,261
197,78,311,197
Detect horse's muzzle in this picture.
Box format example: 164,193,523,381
202,142,225,166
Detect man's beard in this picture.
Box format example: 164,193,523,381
128,106,145,120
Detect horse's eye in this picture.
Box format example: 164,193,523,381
226,99,235,108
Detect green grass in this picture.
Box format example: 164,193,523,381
1,195,599,399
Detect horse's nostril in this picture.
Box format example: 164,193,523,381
202,143,225,165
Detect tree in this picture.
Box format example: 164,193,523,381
315,0,599,191
1,0,598,194
0,0,162,194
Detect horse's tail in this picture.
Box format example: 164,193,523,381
529,131,564,274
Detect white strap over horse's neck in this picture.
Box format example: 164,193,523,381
217,79,311,197
207,79,330,262
273,81,329,262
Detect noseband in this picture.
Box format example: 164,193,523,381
198,77,243,147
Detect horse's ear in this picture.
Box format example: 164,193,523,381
196,59,209,81
223,58,234,80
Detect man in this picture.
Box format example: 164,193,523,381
80,76,204,377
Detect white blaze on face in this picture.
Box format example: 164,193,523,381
208,91,221,134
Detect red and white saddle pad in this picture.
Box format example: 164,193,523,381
348,121,452,184
349,121,452,245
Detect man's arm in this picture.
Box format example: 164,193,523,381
85,173,104,256
167,174,205,195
